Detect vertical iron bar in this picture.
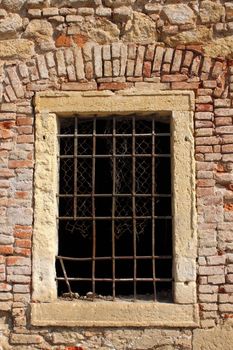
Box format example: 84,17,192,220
152,119,156,301
92,119,96,300
112,118,116,300
74,117,78,217
132,117,137,301
59,257,73,297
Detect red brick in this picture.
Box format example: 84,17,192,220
14,231,32,239
99,82,133,91
55,34,72,48
61,82,97,91
7,256,30,266
203,80,217,88
8,160,33,169
222,144,233,153
212,61,223,78
0,169,14,178
0,121,15,129
171,82,199,90
224,203,233,211
0,283,11,291
17,135,34,143
196,146,212,153
215,108,233,117
18,126,33,135
197,88,213,96
182,51,193,68
199,266,224,275
195,120,213,128
143,61,151,78
196,104,213,112
161,74,187,82
14,247,31,256
197,179,215,187
15,239,31,249
16,117,33,126
196,136,220,145
226,274,233,283
0,246,13,255
186,45,203,54
215,117,232,126
85,62,94,80
196,187,214,197
72,34,88,48
15,191,30,199
0,129,13,139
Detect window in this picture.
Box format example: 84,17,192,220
57,116,172,302
32,90,198,327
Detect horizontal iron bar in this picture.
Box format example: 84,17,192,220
58,133,170,137
57,193,172,198
58,216,172,220
56,255,172,261
58,154,171,158
56,277,172,282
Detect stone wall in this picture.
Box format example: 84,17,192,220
0,0,233,349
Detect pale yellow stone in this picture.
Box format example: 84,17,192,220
162,4,195,25
204,36,233,59
0,39,34,59
174,282,196,304
23,19,55,51
31,301,199,327
199,0,224,24
103,0,135,7
122,11,158,44
33,91,197,328
1,0,26,11
193,325,233,350
0,13,22,39
163,26,212,46
67,17,120,45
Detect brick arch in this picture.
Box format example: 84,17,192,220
1,43,229,104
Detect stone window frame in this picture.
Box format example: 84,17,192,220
31,89,198,327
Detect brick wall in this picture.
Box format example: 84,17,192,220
1,1,233,349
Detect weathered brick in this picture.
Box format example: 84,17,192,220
61,82,97,91
171,82,199,89
182,51,194,68
134,46,145,77
55,50,67,76
152,46,164,72
10,334,43,344
93,45,103,78
99,82,133,91
207,255,226,265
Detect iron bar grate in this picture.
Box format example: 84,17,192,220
56,115,173,302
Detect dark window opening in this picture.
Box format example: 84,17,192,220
56,116,173,302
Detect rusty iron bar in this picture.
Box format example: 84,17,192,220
58,154,171,159
58,216,172,220
58,257,73,297
57,116,172,301
56,255,172,261
112,118,116,300
152,119,156,301
58,133,170,137
132,118,137,300
56,276,172,282
92,118,96,300
57,193,172,198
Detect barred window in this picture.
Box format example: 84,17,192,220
56,115,173,302
32,91,197,327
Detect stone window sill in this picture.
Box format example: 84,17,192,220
31,301,199,327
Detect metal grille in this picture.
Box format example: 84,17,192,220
56,116,173,302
